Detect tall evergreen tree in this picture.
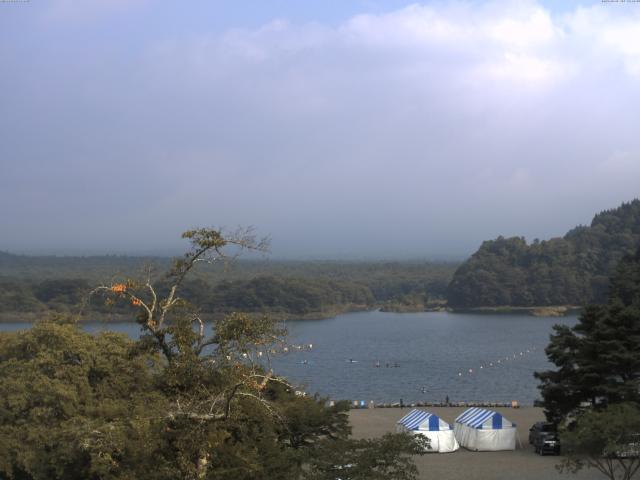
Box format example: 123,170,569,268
535,248,640,424
536,250,640,480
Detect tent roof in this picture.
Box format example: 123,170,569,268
455,407,514,429
397,409,450,431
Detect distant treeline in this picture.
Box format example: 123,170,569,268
0,257,457,319
8,200,637,315
447,199,640,308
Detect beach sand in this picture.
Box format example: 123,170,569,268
349,407,603,480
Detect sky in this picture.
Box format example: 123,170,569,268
1,0,639,259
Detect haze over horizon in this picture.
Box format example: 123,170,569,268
1,0,639,259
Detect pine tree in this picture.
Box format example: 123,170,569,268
535,249,640,424
536,250,640,480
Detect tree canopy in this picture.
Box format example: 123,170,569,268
558,403,640,480
535,248,640,480
535,248,640,424
0,228,424,480
448,199,640,308
0,258,456,320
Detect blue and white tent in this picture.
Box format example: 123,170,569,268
396,409,459,453
454,407,517,451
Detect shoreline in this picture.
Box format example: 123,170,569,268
0,304,376,324
450,305,582,317
347,400,532,409
0,304,583,323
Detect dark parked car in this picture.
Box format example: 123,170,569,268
534,433,561,455
529,422,556,444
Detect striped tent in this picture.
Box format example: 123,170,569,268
396,409,459,453
454,407,517,451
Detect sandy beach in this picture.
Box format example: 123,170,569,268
349,407,603,480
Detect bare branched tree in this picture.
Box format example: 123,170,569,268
88,227,304,479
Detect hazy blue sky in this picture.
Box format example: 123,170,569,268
1,0,639,258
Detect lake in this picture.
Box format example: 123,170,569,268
0,310,577,405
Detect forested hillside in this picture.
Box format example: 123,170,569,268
0,256,457,319
447,200,640,308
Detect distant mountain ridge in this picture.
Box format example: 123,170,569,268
447,199,640,308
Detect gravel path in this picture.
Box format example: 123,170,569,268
349,407,604,480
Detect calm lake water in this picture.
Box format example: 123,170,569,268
0,310,577,405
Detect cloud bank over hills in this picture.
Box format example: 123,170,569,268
1,1,639,257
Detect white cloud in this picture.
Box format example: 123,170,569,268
484,6,557,48
161,0,640,93
77,2,640,252
564,5,640,75
4,1,640,255
479,52,573,85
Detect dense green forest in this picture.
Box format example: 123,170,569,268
447,199,640,308
0,254,457,320
0,229,424,479
6,199,638,316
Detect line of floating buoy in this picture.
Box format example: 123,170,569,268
213,343,315,364
456,346,539,378
262,343,314,356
